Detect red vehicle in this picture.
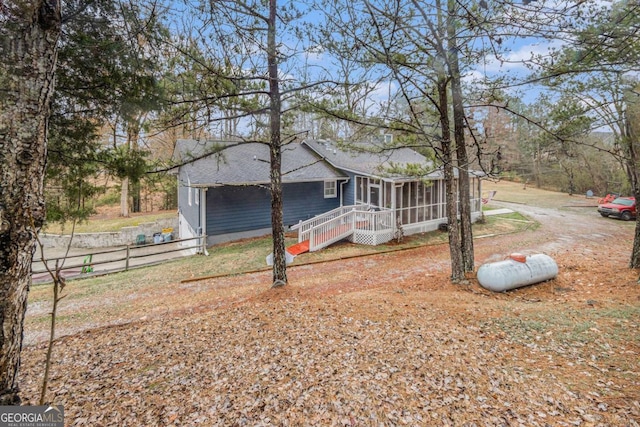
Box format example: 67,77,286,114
598,196,636,221
598,193,619,204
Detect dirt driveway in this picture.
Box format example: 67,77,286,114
18,181,640,426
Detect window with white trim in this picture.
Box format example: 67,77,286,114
324,180,337,198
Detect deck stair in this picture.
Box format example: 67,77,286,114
287,240,310,256
290,205,395,253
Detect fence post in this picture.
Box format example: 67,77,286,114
125,245,130,271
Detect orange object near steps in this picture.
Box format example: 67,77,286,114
287,240,310,256
509,253,527,263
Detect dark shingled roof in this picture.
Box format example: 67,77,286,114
302,139,439,180
173,140,347,186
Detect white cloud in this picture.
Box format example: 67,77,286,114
478,38,564,75
369,80,397,103
462,69,486,85
304,44,326,63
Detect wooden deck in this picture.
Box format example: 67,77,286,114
294,206,395,252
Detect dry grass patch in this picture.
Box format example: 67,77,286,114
19,180,639,425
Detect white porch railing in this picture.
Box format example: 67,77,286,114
292,205,395,252
308,211,356,251
292,205,370,243
352,209,395,247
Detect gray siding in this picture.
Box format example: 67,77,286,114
342,172,356,205
205,182,342,236
206,185,271,236
178,171,201,232
283,182,341,226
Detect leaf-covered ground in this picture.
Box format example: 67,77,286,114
19,182,640,426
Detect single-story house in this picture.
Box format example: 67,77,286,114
172,138,482,251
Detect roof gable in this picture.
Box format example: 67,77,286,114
303,139,435,179
174,139,347,186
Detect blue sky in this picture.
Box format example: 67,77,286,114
161,0,623,131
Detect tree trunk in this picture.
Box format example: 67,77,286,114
0,0,61,405
534,142,542,188
447,1,474,274
438,78,464,282
120,176,130,217
624,109,640,268
268,0,287,287
632,186,640,269
131,179,141,213
127,119,142,214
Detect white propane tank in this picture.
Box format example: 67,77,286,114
477,253,558,292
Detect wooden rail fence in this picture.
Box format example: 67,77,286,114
32,235,207,283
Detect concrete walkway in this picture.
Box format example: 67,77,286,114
483,208,514,216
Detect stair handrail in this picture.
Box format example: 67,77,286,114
292,204,370,242
309,210,358,251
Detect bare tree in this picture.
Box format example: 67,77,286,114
533,0,640,266
166,0,318,286
626,85,640,267
266,0,287,286
312,0,496,281
0,0,61,405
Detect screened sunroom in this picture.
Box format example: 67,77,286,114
352,174,483,236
